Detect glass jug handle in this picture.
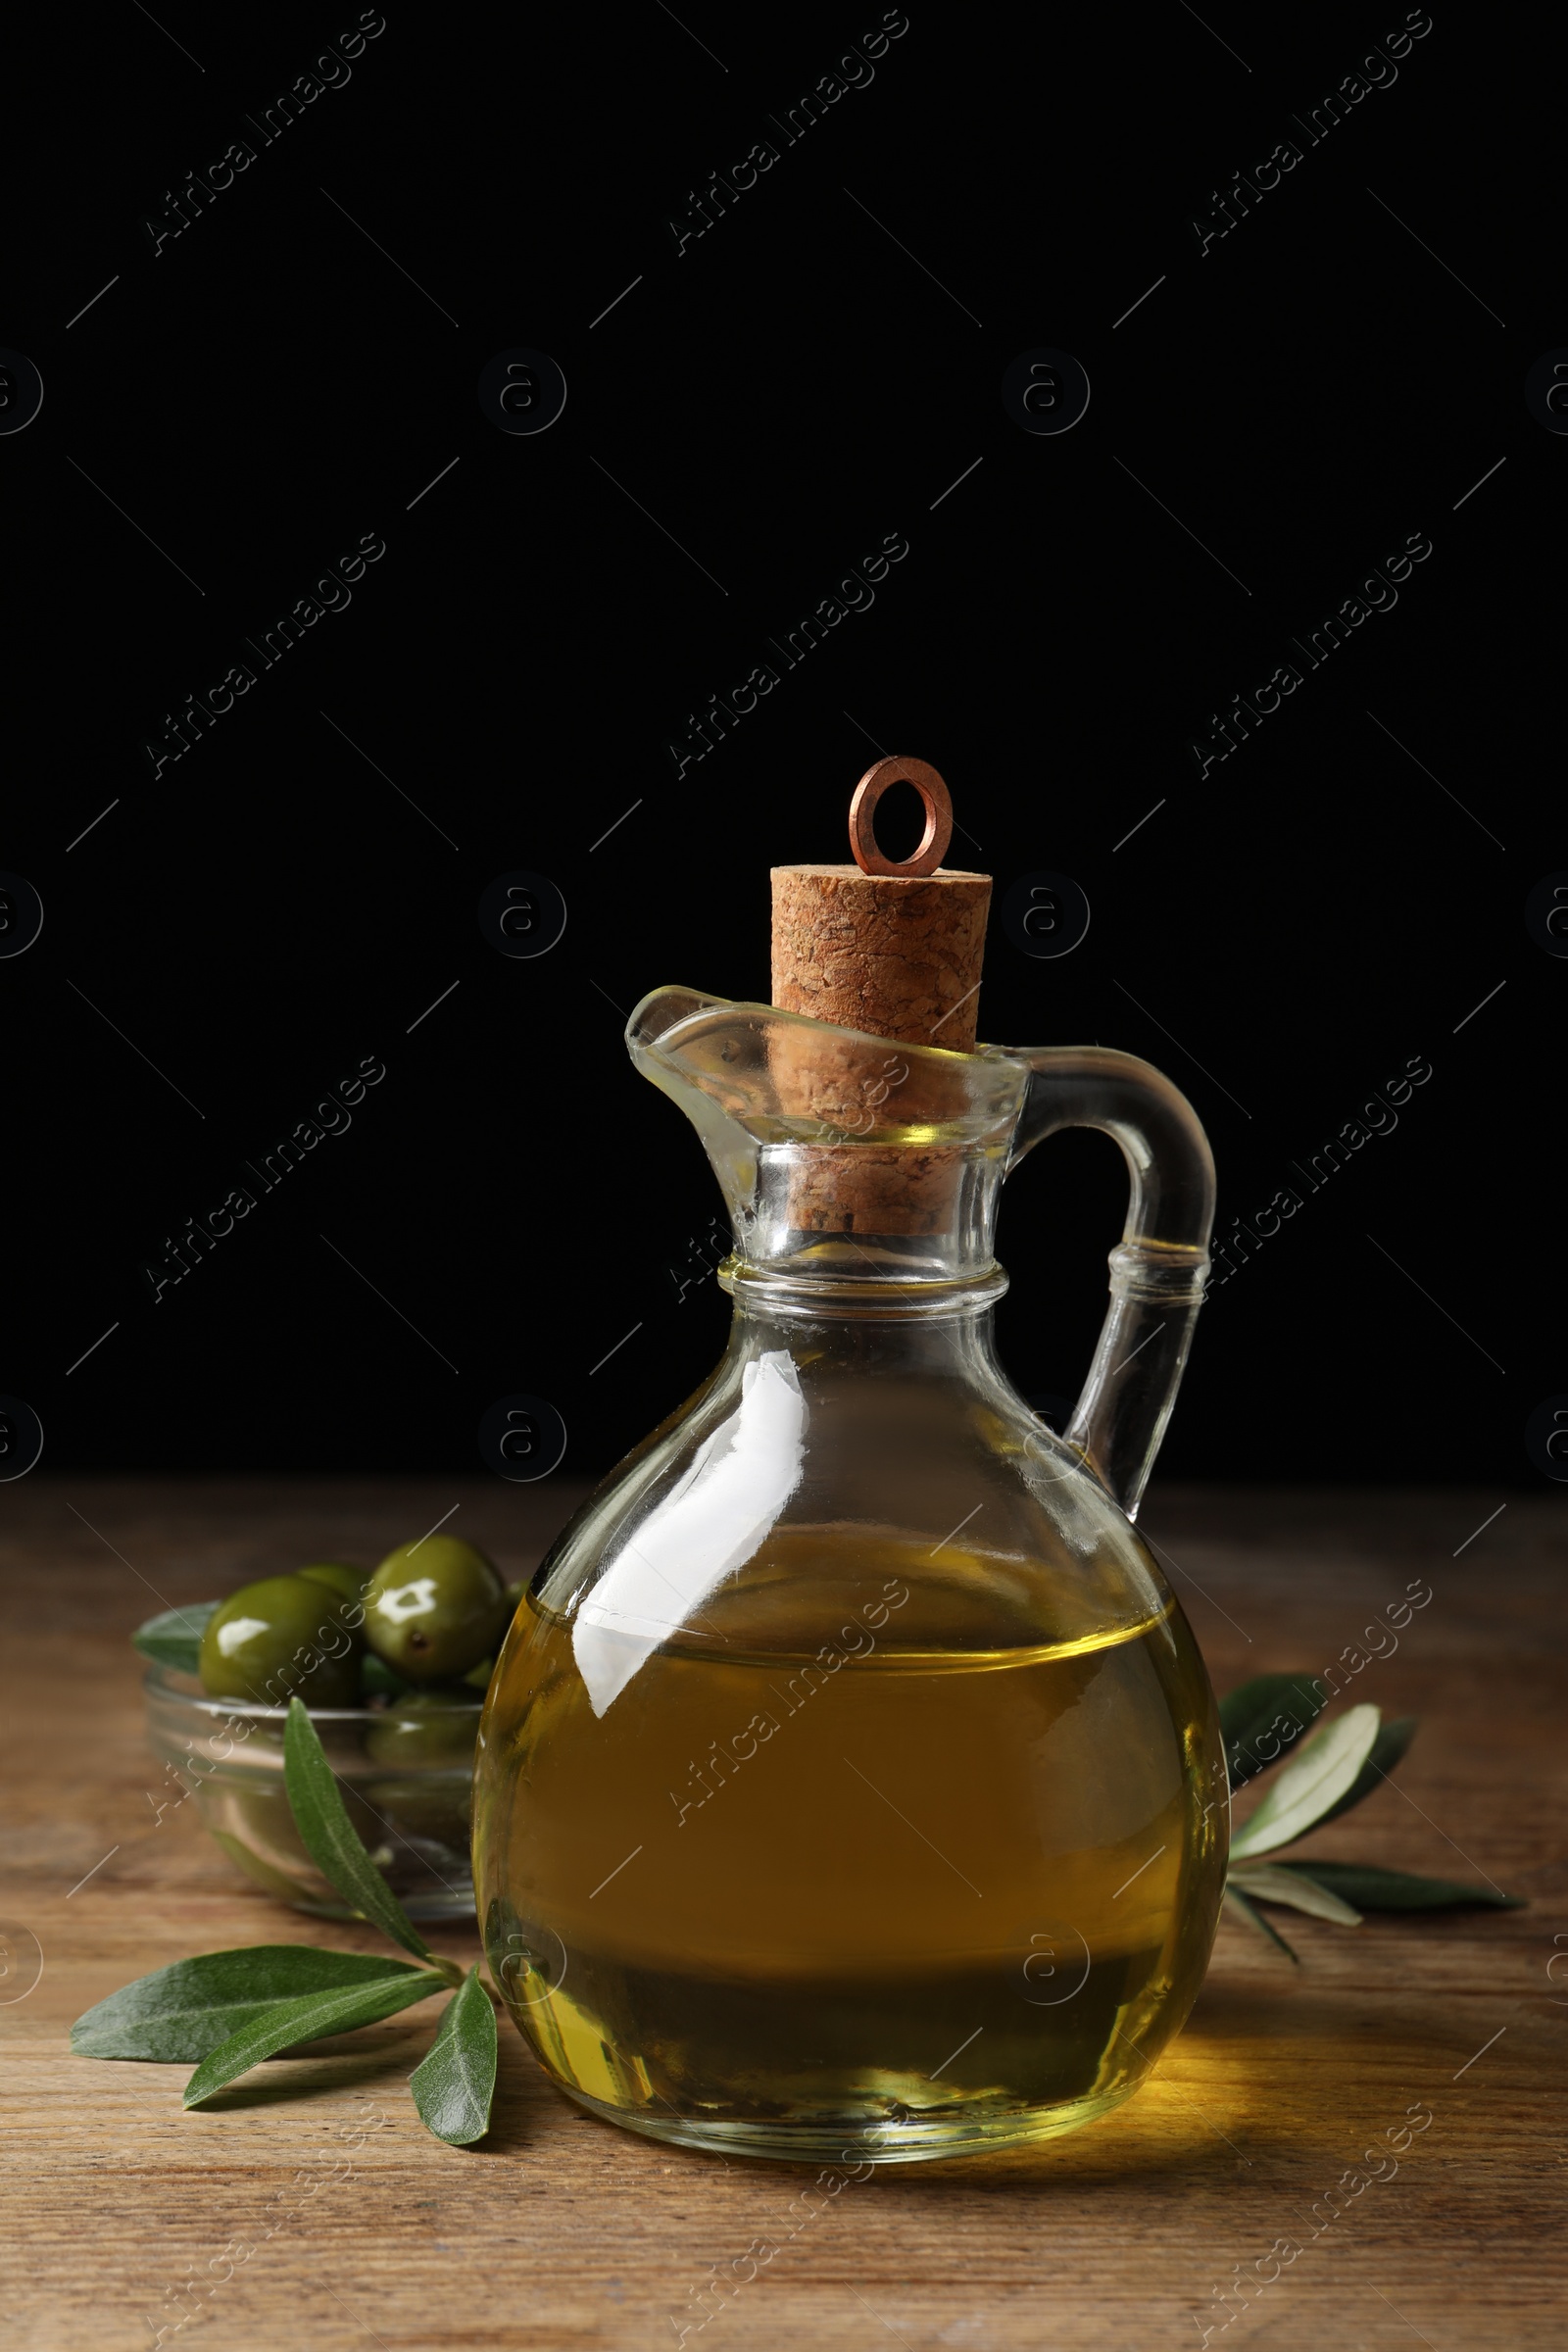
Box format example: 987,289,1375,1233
1006,1047,1215,1519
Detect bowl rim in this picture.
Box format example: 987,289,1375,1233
141,1658,484,1721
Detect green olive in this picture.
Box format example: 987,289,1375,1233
360,1650,413,1702
362,1777,471,1848
199,1574,363,1707
296,1561,366,1605
362,1687,479,1769
363,1537,507,1684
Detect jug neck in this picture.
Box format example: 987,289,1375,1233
628,986,1215,1521
721,1250,1008,1324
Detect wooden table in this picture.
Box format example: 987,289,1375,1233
4,1479,1563,2350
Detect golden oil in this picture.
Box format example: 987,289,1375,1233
475,1528,1226,2162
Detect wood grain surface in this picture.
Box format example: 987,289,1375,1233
3,1479,1564,2351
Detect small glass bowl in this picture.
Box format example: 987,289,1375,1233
143,1663,479,1920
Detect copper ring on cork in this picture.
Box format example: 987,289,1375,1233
848,757,954,877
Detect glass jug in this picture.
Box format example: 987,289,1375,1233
474,986,1227,2164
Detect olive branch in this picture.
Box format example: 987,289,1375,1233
72,1698,499,2147
1219,1673,1523,1961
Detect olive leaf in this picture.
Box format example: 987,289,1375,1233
183,1971,449,2108
1270,1861,1525,1912
72,1945,430,2062
1300,1716,1417,1831
410,1966,498,2145
1229,1702,1382,1861
281,1697,451,1970
1222,1884,1299,1963
131,1601,219,1676
1218,1673,1331,1790
1227,1864,1363,1926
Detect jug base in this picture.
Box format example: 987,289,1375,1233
555,2081,1134,2167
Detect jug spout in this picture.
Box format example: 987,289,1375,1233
626,984,1027,1297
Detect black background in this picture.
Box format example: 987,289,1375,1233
4,2,1554,1487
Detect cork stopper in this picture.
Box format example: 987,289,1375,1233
769,758,993,1236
